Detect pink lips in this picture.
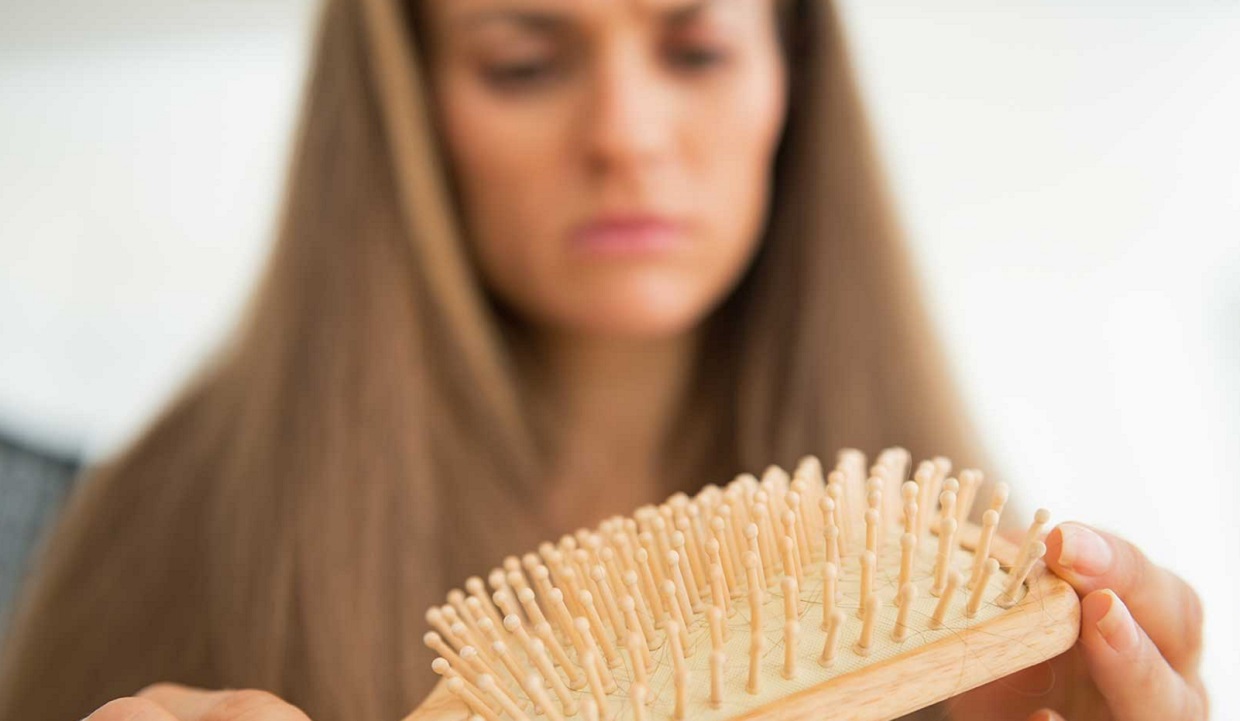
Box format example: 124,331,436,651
570,215,686,257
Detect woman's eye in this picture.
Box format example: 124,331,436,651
668,46,729,72
482,59,558,90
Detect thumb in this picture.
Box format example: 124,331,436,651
136,683,311,720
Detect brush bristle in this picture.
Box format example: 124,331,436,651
424,447,1053,721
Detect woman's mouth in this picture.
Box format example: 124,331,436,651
570,215,688,258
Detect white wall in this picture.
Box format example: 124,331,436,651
0,0,312,455
1,0,1236,710
839,1,1240,703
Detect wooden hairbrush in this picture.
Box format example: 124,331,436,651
406,448,1080,721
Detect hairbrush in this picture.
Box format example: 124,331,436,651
405,448,1079,721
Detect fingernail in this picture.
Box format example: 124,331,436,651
1057,523,1112,575
1096,589,1138,653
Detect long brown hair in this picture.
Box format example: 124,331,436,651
0,0,979,719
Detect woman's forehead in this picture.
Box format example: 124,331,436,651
432,0,742,26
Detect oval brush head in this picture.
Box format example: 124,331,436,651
407,448,1080,721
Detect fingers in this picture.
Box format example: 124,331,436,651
1044,522,1203,673
85,697,179,721
136,682,312,721
135,683,229,719
1078,589,1207,721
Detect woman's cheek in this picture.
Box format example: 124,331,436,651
699,73,786,292
440,91,567,301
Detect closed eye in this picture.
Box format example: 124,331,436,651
483,59,560,89
668,46,730,72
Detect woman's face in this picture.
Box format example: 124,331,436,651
426,0,787,340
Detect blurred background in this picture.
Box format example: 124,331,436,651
1,0,1236,712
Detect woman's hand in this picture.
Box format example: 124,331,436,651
84,683,312,721
951,522,1208,721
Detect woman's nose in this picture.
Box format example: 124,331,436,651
583,47,675,176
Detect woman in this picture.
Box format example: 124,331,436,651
0,0,1206,719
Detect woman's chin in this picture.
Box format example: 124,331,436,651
554,296,712,341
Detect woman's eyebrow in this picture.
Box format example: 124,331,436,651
661,0,749,26
453,9,566,34
660,0,717,24
451,0,727,33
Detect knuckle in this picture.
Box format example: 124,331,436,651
1131,647,1197,720
202,689,310,721
1196,676,1212,720
1179,678,1207,721
87,697,170,721
1135,660,1170,694
1118,539,1151,590
1181,582,1205,655
1133,643,1164,682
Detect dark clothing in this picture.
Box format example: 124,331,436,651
0,432,78,641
